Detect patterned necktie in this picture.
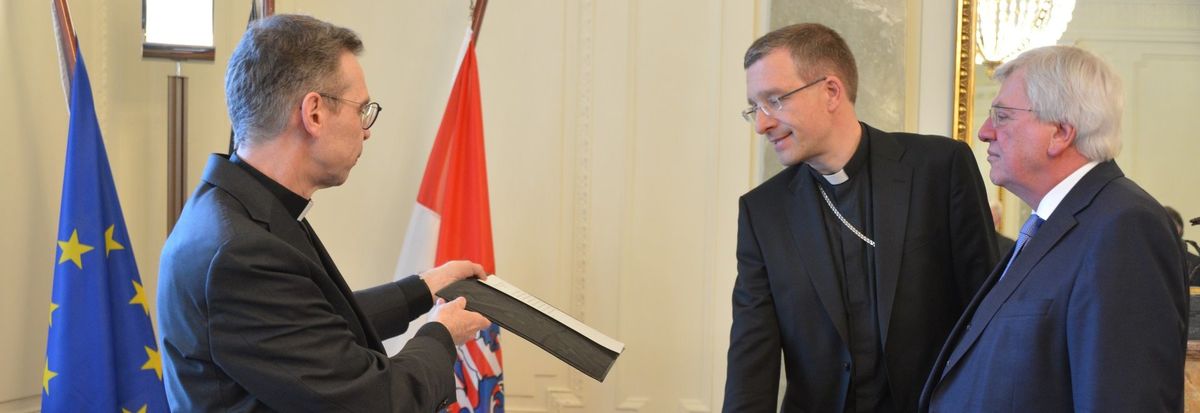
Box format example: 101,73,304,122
999,214,1045,280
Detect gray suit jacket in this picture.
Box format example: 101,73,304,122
921,161,1188,412
158,154,456,412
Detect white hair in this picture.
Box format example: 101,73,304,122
994,45,1123,161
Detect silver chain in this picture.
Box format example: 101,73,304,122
818,186,876,248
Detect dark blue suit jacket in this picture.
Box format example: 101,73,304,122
921,161,1188,412
725,124,997,412
158,154,457,412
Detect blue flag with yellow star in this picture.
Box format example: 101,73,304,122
42,46,169,413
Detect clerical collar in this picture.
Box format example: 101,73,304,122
815,126,870,186
823,170,850,185
230,153,313,221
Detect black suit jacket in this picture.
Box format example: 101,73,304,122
158,154,456,412
921,161,1188,412
724,124,997,412
995,234,1016,259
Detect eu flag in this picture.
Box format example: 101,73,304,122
42,46,169,412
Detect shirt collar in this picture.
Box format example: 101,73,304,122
823,170,849,185
1034,161,1099,220
230,153,313,221
816,126,869,186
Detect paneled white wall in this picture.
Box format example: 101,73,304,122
1065,0,1200,242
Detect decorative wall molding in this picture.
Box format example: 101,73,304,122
677,398,710,412
505,382,590,413
0,394,39,413
615,396,649,411
1062,30,1200,45
1071,2,1200,32
568,0,596,399
1101,44,1200,190
1064,1,1200,45
546,386,584,412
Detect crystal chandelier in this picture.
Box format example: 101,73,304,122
975,0,1076,70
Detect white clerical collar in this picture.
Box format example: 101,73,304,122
823,169,850,185
298,201,314,221
1034,161,1099,220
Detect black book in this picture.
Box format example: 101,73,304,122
437,276,625,382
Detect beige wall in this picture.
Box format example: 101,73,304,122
0,1,956,411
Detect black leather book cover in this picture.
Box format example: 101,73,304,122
437,279,623,382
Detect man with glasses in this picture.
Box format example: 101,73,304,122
158,15,491,412
920,45,1186,412
725,23,997,412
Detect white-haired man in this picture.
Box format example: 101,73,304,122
920,45,1188,412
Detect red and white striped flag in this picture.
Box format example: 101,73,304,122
389,30,503,412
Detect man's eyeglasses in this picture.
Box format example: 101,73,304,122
741,76,829,122
987,105,1035,128
319,93,383,129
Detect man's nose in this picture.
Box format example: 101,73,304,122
978,119,996,142
753,109,776,135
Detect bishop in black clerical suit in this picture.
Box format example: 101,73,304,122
725,23,998,413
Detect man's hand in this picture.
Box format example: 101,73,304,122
429,297,491,345
420,260,487,299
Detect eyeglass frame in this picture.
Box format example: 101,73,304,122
741,76,829,122
987,104,1036,128
318,93,383,130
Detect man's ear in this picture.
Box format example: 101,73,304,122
823,76,844,112
1046,121,1078,157
299,92,325,137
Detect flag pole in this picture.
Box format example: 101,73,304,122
141,2,220,232
166,69,187,232
50,0,78,109
45,2,171,409
470,0,488,43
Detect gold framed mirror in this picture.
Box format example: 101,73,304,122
954,0,1028,235
951,0,976,145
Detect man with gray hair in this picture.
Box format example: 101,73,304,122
158,14,491,412
920,45,1187,412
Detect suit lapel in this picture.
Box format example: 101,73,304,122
201,155,321,263
302,219,385,351
786,168,850,345
273,210,322,264
866,126,911,348
923,257,1005,400
940,161,1123,375
941,214,1076,374
201,154,380,351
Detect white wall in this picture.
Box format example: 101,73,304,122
0,1,957,411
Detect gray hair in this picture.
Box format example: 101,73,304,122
225,14,363,148
744,23,859,103
994,45,1123,161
